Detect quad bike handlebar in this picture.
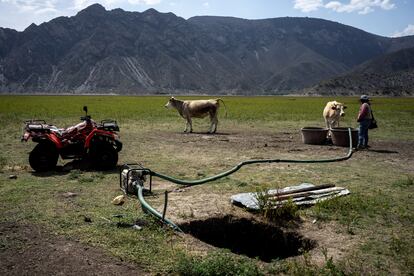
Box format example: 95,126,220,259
80,115,92,121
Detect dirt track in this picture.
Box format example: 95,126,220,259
0,222,145,276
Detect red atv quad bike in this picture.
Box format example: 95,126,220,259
21,106,122,172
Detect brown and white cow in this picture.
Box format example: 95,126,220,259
165,97,227,133
323,101,347,129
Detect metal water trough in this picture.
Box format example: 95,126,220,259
331,127,358,147
301,127,329,145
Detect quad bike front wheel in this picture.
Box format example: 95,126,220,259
89,143,118,170
29,143,59,172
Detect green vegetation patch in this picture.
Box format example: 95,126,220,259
0,95,413,274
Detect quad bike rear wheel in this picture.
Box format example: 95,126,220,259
29,143,59,172
89,142,118,170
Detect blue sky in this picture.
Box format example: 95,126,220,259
0,0,413,37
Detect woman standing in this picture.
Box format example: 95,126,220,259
357,95,372,149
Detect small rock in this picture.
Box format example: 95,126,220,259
8,175,17,179
112,195,126,205
132,224,142,230
62,192,78,198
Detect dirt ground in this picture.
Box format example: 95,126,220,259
135,129,414,170
144,129,414,221
134,129,414,266
2,128,414,274
0,222,146,276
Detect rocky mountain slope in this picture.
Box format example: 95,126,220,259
307,47,414,96
1,4,414,94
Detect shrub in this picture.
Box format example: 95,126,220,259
255,189,298,221
175,251,262,276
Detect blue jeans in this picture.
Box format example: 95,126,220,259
358,119,370,148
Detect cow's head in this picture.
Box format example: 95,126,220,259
165,96,176,109
331,101,347,117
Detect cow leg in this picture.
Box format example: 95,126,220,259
209,110,218,133
208,121,215,133
184,121,188,132
325,118,330,129
184,118,190,133
211,115,218,133
325,119,332,138
208,114,214,133
186,117,193,133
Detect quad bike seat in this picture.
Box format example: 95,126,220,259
60,120,96,137
61,122,85,136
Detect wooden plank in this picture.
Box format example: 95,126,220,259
266,183,335,198
269,188,344,201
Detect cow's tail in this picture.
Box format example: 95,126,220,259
217,98,228,118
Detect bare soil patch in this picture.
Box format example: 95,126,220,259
0,222,145,276
138,129,414,167
298,219,359,265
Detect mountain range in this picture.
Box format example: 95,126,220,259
307,46,414,96
1,3,414,95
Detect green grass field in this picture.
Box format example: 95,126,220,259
0,95,413,275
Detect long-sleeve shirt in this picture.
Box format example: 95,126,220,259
357,103,372,122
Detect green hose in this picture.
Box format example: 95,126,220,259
135,128,354,231
150,128,353,186
136,184,183,232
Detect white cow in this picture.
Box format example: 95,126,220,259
323,101,347,129
165,97,227,133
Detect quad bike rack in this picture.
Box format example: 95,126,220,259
120,128,354,232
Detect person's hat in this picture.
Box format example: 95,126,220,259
360,95,370,101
